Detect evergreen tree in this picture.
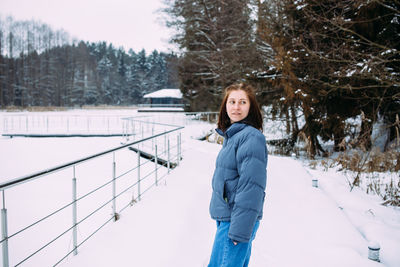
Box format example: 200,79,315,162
148,50,167,91
164,0,260,111
0,16,182,107
96,55,111,104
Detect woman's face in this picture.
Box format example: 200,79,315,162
226,89,250,123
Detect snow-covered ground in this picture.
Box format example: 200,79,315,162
0,109,399,266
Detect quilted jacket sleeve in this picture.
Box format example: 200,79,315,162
228,131,268,243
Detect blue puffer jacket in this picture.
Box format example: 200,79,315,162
209,122,268,243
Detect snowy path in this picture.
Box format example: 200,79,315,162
60,138,384,267
252,156,380,267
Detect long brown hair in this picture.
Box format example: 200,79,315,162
217,83,263,132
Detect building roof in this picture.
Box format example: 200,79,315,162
143,89,182,99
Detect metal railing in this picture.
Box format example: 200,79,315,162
0,122,183,267
2,113,150,136
138,104,187,108
1,112,218,137
184,112,219,125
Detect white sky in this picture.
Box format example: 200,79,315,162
0,0,176,53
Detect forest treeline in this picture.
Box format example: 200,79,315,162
164,0,400,156
0,16,179,107
1,1,399,157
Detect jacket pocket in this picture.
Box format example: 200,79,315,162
223,183,229,204
224,178,238,205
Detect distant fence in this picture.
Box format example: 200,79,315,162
137,104,188,108
184,112,218,124
1,114,148,136
0,121,183,266
1,111,218,137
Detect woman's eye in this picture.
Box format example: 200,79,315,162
240,100,246,104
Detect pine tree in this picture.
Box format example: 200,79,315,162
0,16,180,107
164,0,259,111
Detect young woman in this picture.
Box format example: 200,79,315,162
208,83,268,267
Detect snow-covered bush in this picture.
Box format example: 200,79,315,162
307,146,398,207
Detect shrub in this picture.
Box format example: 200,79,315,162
333,148,400,206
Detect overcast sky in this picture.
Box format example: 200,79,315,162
0,0,176,53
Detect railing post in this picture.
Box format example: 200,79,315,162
155,145,158,186
176,135,180,166
125,120,129,141
122,120,126,140
164,133,167,156
112,153,117,219
167,139,170,174
132,120,135,141
137,151,141,201
4,117,7,133
126,120,129,140
131,120,134,140
1,191,9,267
151,127,155,150
72,166,78,256
141,123,144,149
179,132,182,162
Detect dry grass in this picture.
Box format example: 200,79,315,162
335,148,400,173
206,132,224,145
332,147,400,206
308,149,400,206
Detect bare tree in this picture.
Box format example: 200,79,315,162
257,0,400,156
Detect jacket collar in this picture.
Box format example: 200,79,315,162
216,122,247,139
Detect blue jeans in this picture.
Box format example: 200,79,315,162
208,220,260,267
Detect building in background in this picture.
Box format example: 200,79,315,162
140,89,185,112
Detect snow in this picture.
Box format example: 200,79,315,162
296,3,308,10
347,69,357,77
306,164,400,266
0,136,123,180
143,89,182,99
0,109,399,266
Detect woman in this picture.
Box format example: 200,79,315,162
208,83,268,267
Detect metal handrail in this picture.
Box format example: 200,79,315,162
2,113,136,135
0,123,184,267
138,104,187,107
121,117,184,128
184,111,218,115
185,111,219,124
0,126,183,191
